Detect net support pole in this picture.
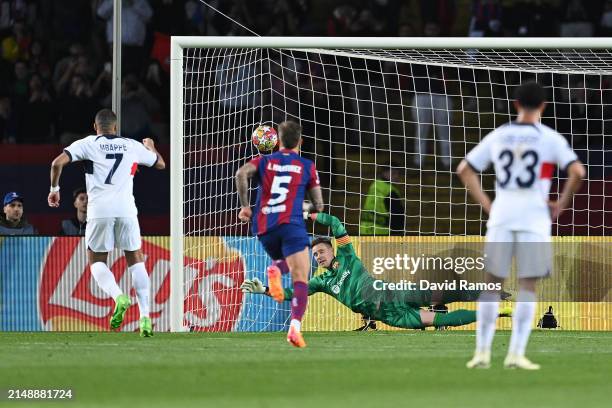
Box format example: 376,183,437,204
169,40,184,332
112,0,121,131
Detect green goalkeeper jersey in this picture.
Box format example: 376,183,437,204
282,213,432,320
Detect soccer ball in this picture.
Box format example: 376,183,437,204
251,125,278,153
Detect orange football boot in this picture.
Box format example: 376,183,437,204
267,265,284,302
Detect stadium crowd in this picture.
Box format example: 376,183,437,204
1,0,612,146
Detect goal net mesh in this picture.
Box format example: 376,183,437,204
179,46,612,332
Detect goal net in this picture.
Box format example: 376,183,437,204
170,38,612,332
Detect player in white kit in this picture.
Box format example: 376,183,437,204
457,82,585,369
48,109,166,337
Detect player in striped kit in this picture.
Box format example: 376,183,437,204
235,120,324,347
457,82,585,369
48,109,166,337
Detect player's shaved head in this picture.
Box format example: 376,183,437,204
515,81,546,110
278,120,302,149
94,109,117,133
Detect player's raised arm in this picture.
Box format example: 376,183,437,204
456,160,492,214
235,161,258,222
142,138,166,170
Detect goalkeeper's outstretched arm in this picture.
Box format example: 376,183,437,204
307,212,354,255
241,276,324,299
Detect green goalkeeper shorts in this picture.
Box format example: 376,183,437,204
377,303,424,329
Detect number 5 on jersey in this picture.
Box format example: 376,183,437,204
267,175,292,206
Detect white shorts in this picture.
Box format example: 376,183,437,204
85,217,142,253
484,227,552,279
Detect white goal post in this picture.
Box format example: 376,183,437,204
169,37,612,332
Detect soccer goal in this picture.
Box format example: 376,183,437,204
169,37,612,332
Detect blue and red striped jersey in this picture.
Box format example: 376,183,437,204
248,149,320,235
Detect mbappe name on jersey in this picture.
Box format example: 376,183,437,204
99,143,128,152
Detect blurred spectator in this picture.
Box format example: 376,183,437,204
1,19,30,63
143,60,169,140
149,32,170,74
359,166,405,236
52,43,85,90
216,55,256,111
92,61,112,101
398,22,417,37
103,74,160,140
43,0,92,52
0,95,16,143
411,64,453,169
289,0,316,35
183,0,208,35
54,53,96,95
327,5,358,36
504,0,559,37
367,0,401,36
559,0,596,37
60,187,87,236
226,0,300,36
350,8,384,36
0,0,12,30
16,73,54,143
57,75,99,144
27,39,51,80
468,0,503,37
0,192,37,235
11,60,29,105
600,0,612,36
420,0,456,36
97,0,153,75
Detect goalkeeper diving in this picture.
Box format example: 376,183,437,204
242,212,511,329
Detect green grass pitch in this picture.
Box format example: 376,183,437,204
1,331,610,408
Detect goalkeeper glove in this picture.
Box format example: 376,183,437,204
302,201,319,220
240,278,266,294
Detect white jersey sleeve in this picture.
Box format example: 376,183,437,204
134,142,158,167
64,136,95,162
552,133,578,170
465,132,495,172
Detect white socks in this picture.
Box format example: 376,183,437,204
508,291,537,357
90,261,150,319
290,319,302,332
476,292,500,353
129,262,151,318
476,290,537,358
91,262,123,301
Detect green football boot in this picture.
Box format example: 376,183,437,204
140,317,153,337
110,294,131,330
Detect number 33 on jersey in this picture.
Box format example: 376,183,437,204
248,149,320,235
466,121,578,234
63,135,158,219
